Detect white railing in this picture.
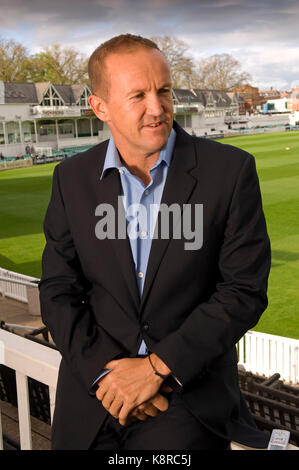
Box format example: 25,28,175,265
0,328,298,450
0,328,61,450
0,269,298,448
238,330,299,385
0,268,39,302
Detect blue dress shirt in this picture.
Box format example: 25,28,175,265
93,129,176,385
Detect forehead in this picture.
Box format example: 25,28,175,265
105,48,171,89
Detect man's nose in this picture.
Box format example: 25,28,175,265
145,92,164,116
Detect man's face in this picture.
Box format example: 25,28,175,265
94,48,173,157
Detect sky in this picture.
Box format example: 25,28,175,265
1,0,299,90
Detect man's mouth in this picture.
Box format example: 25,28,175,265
145,121,164,128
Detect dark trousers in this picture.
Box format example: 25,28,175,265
90,392,229,450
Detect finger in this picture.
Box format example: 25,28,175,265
150,393,169,412
129,407,148,422
142,403,159,417
104,360,119,369
101,391,115,411
96,381,109,401
137,414,148,421
129,408,141,422
118,404,134,426
108,398,124,419
96,386,107,402
159,383,173,393
135,410,148,421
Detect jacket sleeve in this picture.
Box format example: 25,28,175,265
39,164,127,394
151,153,271,387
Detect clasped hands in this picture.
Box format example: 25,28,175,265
95,354,172,426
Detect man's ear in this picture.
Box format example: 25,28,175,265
88,94,109,122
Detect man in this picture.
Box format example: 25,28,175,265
39,34,271,450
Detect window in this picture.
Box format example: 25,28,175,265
42,86,64,106
59,121,73,135
175,114,191,128
79,88,91,107
38,121,56,136
6,122,20,143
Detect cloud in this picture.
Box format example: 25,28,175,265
236,46,299,90
0,0,298,89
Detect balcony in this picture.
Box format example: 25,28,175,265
30,106,82,119
173,103,205,114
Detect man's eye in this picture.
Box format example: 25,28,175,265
133,93,143,99
159,89,170,94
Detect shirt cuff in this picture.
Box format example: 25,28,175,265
90,369,112,395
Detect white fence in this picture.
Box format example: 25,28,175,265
0,328,298,450
0,328,61,450
238,331,299,384
0,268,39,303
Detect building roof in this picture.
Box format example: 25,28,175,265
2,82,238,110
173,88,234,108
4,83,38,104
71,84,86,103
173,89,198,104
210,90,232,107
35,82,51,103
1,82,90,105
54,84,76,105
193,89,233,108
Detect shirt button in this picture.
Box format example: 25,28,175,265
140,231,147,238
138,272,144,278
144,189,149,195
119,169,124,175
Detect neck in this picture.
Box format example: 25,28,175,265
115,142,161,186
122,153,159,187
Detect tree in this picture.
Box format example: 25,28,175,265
0,37,29,82
195,53,251,90
26,44,89,84
150,36,198,88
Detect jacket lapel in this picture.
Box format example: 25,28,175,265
95,164,140,314
139,124,198,312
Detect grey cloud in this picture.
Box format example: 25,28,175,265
0,0,298,89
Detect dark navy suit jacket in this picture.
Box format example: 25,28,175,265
39,122,271,449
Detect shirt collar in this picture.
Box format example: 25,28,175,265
100,127,176,180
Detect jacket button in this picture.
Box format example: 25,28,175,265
142,323,149,331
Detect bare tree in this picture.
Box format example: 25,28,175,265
150,36,198,88
195,53,251,90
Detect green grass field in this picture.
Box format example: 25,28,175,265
0,131,299,339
